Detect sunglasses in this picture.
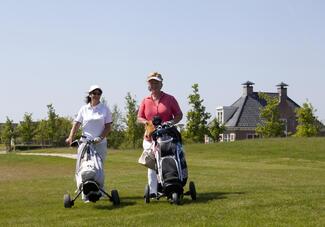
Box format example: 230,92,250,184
92,92,102,96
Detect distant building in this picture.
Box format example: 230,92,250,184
217,81,300,142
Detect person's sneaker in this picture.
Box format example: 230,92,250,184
84,199,90,203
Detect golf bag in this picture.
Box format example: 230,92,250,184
64,137,121,208
153,122,188,194
75,141,104,197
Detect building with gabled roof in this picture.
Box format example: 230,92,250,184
216,81,300,141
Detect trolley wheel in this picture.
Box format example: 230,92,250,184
111,190,120,206
63,194,73,208
144,185,150,203
189,181,197,201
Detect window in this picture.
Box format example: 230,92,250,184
230,133,236,141
224,134,230,142
217,110,223,124
204,135,210,144
247,134,260,139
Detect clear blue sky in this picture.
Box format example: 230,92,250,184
1,0,324,123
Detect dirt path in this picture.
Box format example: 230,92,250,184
0,151,76,159
17,153,77,159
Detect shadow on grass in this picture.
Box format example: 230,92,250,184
94,192,245,208
183,191,245,204
94,200,137,210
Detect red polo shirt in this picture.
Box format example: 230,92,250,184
138,92,182,123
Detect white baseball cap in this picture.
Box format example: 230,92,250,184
147,72,163,82
88,85,102,93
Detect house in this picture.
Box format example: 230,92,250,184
216,81,300,142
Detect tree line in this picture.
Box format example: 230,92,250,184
0,84,224,151
0,104,74,151
0,84,321,151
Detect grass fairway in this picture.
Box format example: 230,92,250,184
0,138,324,226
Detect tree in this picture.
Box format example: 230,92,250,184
43,104,72,146
185,83,211,143
295,101,320,137
18,112,36,145
124,93,144,149
47,104,58,144
100,96,107,105
256,93,285,138
55,117,73,146
208,118,226,142
1,117,16,152
108,104,125,149
35,119,49,146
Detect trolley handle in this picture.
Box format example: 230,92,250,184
71,136,95,147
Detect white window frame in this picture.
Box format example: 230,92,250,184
217,110,223,124
230,133,236,141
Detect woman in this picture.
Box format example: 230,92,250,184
137,72,183,197
66,85,112,201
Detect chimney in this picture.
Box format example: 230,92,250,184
242,81,254,96
276,82,288,103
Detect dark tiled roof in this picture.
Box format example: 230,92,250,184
237,96,263,127
225,92,298,128
225,96,246,126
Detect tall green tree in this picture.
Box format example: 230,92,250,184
35,119,49,146
18,112,36,145
295,101,320,137
124,93,144,149
256,93,285,138
185,83,211,143
1,117,16,151
208,118,226,142
55,117,73,146
47,104,58,144
109,104,125,149
44,104,72,146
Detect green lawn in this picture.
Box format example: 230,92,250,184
0,137,324,226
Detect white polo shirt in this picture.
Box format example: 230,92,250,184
75,102,112,142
